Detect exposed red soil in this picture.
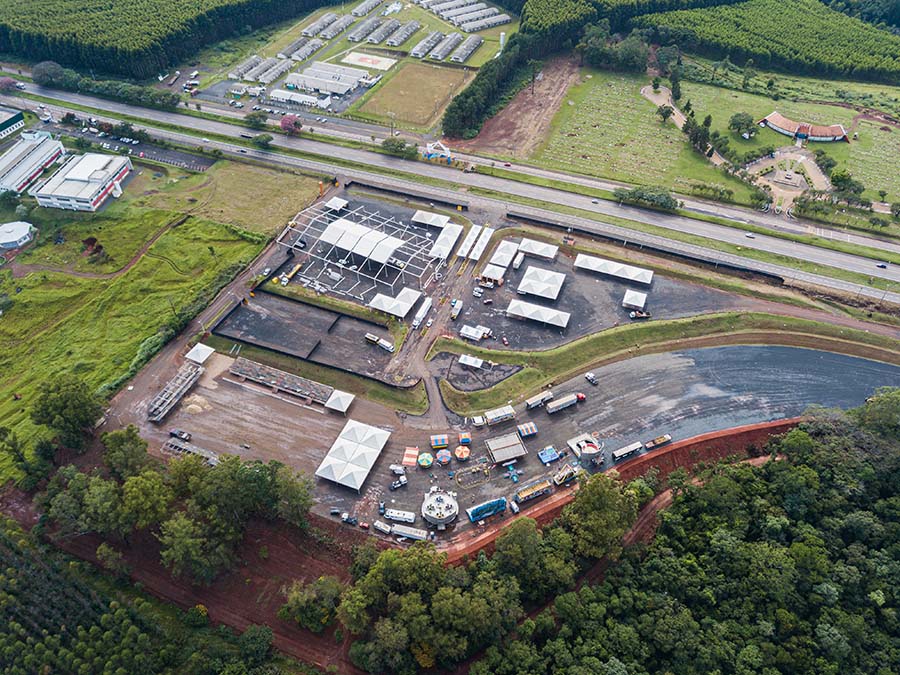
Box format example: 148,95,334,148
448,57,581,159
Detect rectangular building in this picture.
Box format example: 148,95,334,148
0,131,65,195
31,153,132,212
0,106,25,140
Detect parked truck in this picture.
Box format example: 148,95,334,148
412,297,433,329
377,338,395,353
484,404,516,425
450,300,463,320
546,392,585,414
525,390,554,409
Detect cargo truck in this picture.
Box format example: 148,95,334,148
412,297,433,329
525,390,554,409
546,392,585,414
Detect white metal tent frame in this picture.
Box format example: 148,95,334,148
277,201,444,301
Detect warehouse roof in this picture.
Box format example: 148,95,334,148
517,266,566,300
574,253,654,285
0,132,64,193
315,420,390,491
33,153,130,200
517,238,558,260
506,299,570,328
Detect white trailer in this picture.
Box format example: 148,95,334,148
377,338,395,353
373,520,392,534
391,524,429,540
412,297,433,329
612,441,643,462
384,508,416,523
525,390,554,409
485,404,516,425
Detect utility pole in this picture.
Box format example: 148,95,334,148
388,111,396,138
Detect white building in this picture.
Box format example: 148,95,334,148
0,131,65,195
0,221,36,249
31,154,132,212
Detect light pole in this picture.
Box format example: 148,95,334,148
388,111,396,138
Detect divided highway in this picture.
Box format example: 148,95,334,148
8,88,900,304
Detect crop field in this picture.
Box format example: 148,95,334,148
0,159,327,481
357,62,474,129
680,81,900,201
534,70,752,202
638,0,900,83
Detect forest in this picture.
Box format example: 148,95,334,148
637,0,900,82
0,0,333,78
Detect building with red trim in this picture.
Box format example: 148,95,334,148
0,131,65,195
759,111,849,142
31,153,132,212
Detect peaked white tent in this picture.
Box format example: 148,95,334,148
480,263,507,284
315,419,391,491
574,253,653,285
412,209,451,228
320,217,404,264
622,290,647,310
324,196,348,211
185,343,215,365
324,389,356,414
367,287,422,317
459,354,484,368
429,223,463,259
517,238,558,260
489,240,520,269
506,299,570,328
516,266,566,300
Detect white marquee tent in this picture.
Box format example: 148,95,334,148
324,389,356,414
506,299,570,328
320,217,404,265
622,290,647,310
367,287,422,317
315,419,391,491
428,223,463,259
489,239,520,269
458,354,484,368
516,266,566,300
574,253,653,285
518,238,558,260
456,224,482,259
185,343,215,365
412,209,451,228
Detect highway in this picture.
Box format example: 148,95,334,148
9,89,900,304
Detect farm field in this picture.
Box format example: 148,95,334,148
533,70,753,202
0,159,326,481
680,81,900,201
637,0,900,83
357,62,474,129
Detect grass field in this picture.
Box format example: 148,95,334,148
0,159,326,482
533,70,753,203
680,80,900,202
357,62,473,128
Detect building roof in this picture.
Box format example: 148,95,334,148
480,263,506,282
0,220,33,243
456,224,481,259
367,287,422,317
762,111,847,139
0,105,23,126
412,209,451,228
485,432,527,463
32,153,130,201
0,132,64,193
325,389,356,413
506,299,570,328
320,217,403,264
184,343,215,365
489,239,519,269
468,226,495,261
517,266,566,300
574,253,653,285
459,324,484,341
458,354,483,368
315,419,391,491
429,223,463,259
622,289,647,309
517,238,558,260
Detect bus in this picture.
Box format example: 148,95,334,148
525,390,554,409
377,338,395,353
612,441,643,462
384,509,416,523
364,333,380,344
373,520,392,535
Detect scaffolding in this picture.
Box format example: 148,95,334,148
229,356,334,403
276,201,444,301
147,363,203,422
162,438,220,466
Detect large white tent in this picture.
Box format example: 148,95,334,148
367,287,422,317
324,389,356,414
489,239,520,269
468,227,495,261
506,299,570,328
412,209,451,228
622,290,647,310
516,266,566,300
456,224,482,259
480,263,507,284
185,343,215,365
458,354,484,368
574,253,653,285
428,223,463,259
315,419,391,491
319,217,404,265
518,238,558,260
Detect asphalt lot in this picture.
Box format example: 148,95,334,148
431,352,522,392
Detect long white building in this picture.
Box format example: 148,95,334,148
31,154,133,212
0,131,65,195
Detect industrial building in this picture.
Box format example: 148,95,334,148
453,7,498,26
302,12,338,37
461,13,511,32
0,131,65,195
319,15,355,40
290,39,325,62
386,20,421,46
269,89,332,109
574,253,654,285
411,31,444,58
506,299,571,328
368,18,402,44
228,55,263,80
429,32,463,60
450,34,483,63
353,0,383,16
347,16,383,42
516,266,566,300
0,106,25,140
315,419,391,491
286,61,369,96
0,221,35,249
31,153,132,212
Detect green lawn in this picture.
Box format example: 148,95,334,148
533,70,753,203
680,80,900,202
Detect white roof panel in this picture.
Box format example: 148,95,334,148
429,223,463,259
489,239,519,269
315,419,391,491
622,290,647,310
468,227,495,261
367,287,422,318
460,325,483,341
320,218,403,264
506,299,570,328
185,343,215,365
480,263,506,282
518,238,558,260
516,266,566,300
574,253,653,285
324,197,348,211
457,225,482,259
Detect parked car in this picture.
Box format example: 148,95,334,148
359,522,370,530
388,464,406,476
584,372,598,385
426,318,434,328
378,501,386,515
390,475,408,491
329,507,341,516
169,429,191,442
501,336,509,346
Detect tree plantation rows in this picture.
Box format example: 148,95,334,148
638,0,900,83
471,389,900,675
0,0,333,78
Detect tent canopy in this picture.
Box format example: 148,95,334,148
315,419,391,491
185,343,215,365
412,209,451,228
574,253,653,285
324,196,348,211
517,266,566,300
518,238,558,260
367,287,422,318
320,217,403,264
489,240,520,269
324,389,355,413
622,289,647,310
506,299,570,328
480,263,506,283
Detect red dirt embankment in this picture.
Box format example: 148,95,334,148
443,418,801,563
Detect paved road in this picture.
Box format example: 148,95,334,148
11,90,900,303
